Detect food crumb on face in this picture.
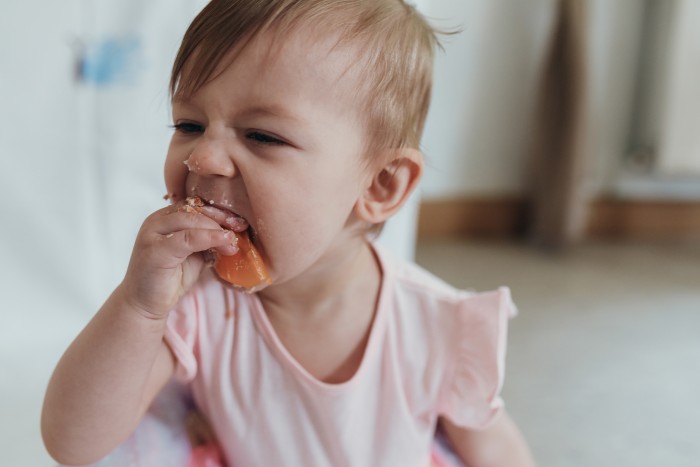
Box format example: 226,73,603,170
181,195,207,214
186,196,205,207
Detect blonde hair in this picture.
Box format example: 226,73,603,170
170,0,442,157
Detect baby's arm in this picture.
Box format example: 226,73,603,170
439,411,535,467
41,202,241,465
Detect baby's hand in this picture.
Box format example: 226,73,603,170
119,201,247,319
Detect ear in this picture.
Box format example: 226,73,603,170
355,148,423,224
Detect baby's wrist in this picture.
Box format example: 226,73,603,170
112,283,171,323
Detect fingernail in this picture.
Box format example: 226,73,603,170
226,216,249,230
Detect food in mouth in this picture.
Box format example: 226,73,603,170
213,228,271,290
184,196,272,291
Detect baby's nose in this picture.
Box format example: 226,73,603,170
185,140,237,178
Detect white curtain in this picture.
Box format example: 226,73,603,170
1,0,208,329
1,2,205,463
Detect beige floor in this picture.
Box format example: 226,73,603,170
4,239,699,466
416,238,700,467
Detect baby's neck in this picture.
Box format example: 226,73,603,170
258,239,381,321
257,239,381,384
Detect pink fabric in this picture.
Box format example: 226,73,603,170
165,244,515,467
76,381,195,467
189,444,225,467
77,382,463,467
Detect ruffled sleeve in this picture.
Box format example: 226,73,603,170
163,291,199,383
437,287,517,430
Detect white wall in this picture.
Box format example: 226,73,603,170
419,0,555,198
418,0,651,200
659,0,700,174
585,0,645,194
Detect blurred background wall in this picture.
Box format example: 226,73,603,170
422,0,700,197
1,0,699,465
418,0,700,242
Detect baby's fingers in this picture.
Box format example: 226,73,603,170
196,206,249,233
161,228,238,262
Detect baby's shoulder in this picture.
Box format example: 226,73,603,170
385,256,474,317
381,254,516,337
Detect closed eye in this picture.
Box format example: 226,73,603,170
245,131,286,146
171,122,204,135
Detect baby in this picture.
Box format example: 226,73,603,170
42,1,534,466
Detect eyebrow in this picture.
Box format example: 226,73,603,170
171,98,305,125
238,104,305,125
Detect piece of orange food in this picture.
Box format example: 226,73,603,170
183,196,271,290
213,229,272,290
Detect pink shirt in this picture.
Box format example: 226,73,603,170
165,245,516,467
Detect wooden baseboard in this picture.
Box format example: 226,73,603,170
587,199,700,239
417,197,526,238
418,197,700,240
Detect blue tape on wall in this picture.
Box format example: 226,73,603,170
78,36,142,85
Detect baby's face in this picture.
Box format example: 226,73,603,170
165,28,372,287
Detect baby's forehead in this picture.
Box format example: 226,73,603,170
216,26,370,107
175,25,370,123
173,20,377,151
251,24,369,85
